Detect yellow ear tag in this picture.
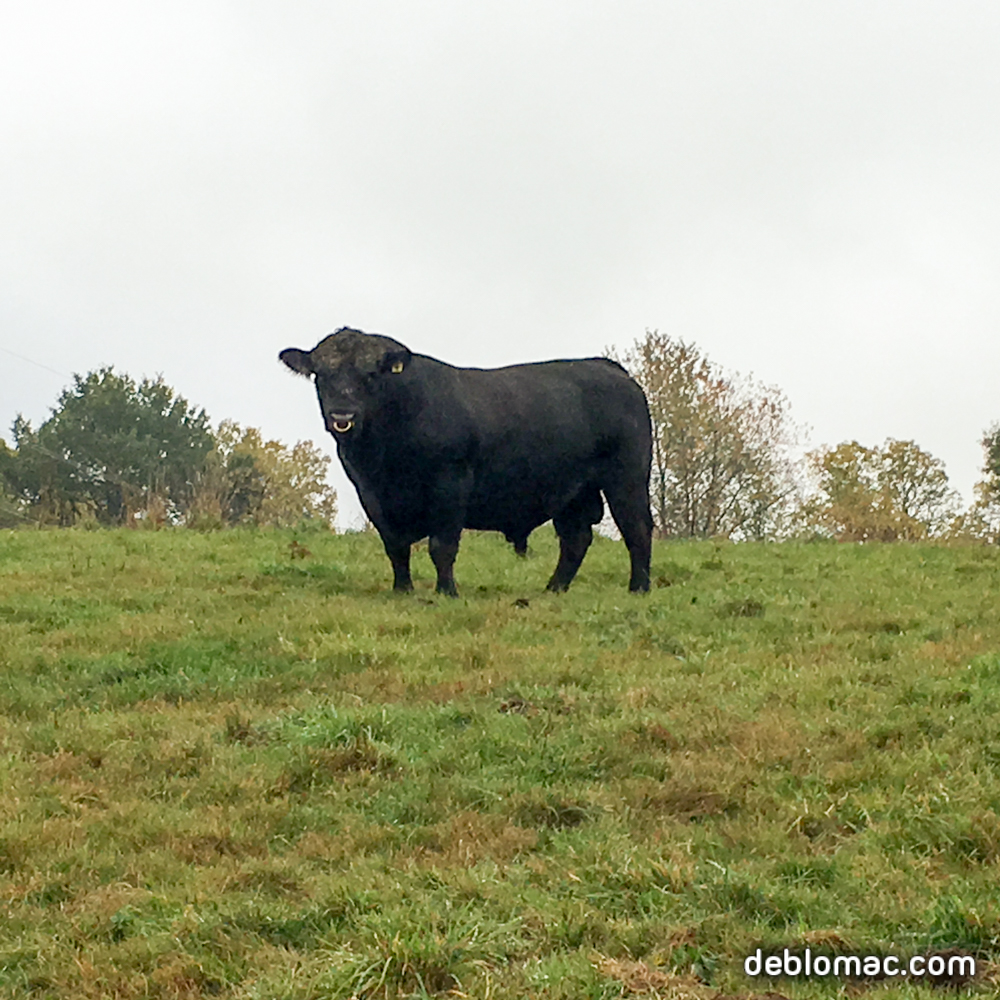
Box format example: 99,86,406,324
391,361,404,373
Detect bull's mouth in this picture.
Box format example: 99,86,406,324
329,412,356,433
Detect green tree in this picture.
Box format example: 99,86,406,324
2,368,213,525
0,436,27,527
612,331,800,539
800,439,959,541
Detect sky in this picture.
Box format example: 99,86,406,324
2,1,999,527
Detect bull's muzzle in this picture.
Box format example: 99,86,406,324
330,413,356,433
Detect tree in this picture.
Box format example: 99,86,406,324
0,437,27,527
879,438,958,533
982,424,1000,500
951,424,1000,543
1,368,213,525
189,421,337,528
612,331,800,539
799,439,959,541
2,373,338,530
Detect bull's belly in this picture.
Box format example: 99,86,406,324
354,459,598,541
379,498,551,539
463,508,548,534
465,473,590,532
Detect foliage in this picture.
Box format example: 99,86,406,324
954,424,1000,543
1,372,337,531
985,423,1000,486
189,420,337,528
0,368,213,525
0,439,26,528
1,528,999,997
800,439,960,541
612,331,801,540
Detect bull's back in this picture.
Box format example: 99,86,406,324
442,358,650,520
457,358,647,452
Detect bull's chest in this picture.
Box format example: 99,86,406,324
340,445,439,533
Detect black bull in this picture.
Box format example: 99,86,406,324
280,328,653,596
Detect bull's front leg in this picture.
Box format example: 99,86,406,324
382,536,413,592
428,466,471,597
355,484,413,593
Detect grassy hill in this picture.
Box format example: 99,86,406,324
1,527,1000,998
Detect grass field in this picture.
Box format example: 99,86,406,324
2,527,1000,999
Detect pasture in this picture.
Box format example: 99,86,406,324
1,527,999,999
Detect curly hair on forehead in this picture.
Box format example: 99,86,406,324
309,328,411,372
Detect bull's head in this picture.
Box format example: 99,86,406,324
280,327,412,437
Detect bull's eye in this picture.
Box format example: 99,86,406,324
391,361,404,373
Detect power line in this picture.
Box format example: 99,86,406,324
0,346,69,379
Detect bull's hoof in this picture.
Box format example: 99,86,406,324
545,579,569,593
436,582,459,598
392,581,414,593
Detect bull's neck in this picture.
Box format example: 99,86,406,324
334,375,428,476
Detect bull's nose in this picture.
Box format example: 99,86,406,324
329,413,356,433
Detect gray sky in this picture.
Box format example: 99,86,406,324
3,1,999,527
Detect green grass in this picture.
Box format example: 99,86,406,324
2,526,1000,998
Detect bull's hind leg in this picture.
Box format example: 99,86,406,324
546,486,603,592
505,532,529,557
603,480,652,592
429,530,462,597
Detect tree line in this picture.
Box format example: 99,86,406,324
0,368,336,529
2,344,998,542
613,330,1000,543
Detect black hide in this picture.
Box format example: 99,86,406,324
280,327,653,596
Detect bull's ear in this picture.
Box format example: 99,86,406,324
280,348,314,376
380,347,412,375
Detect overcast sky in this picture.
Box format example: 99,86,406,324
3,1,998,526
